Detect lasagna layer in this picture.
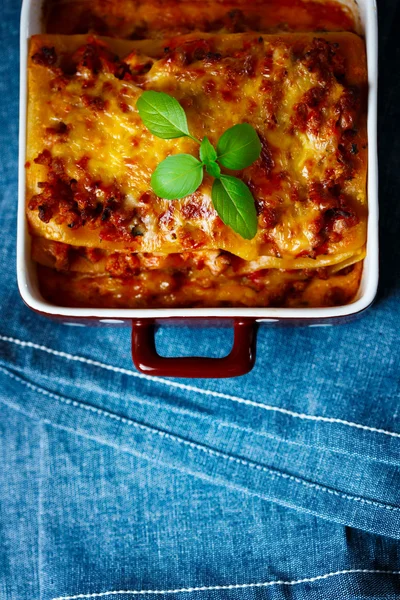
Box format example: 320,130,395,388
37,261,363,308
32,236,365,277
44,0,357,39
27,32,367,266
32,236,363,308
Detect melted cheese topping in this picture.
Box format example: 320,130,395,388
26,32,367,267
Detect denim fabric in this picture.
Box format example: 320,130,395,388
1,1,400,599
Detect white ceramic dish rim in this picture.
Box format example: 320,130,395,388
17,0,378,321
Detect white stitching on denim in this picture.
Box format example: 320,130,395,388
51,570,400,599
0,334,399,440
0,365,399,513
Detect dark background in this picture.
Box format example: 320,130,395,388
377,0,400,303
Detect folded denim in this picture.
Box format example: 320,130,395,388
1,343,400,540
2,390,400,600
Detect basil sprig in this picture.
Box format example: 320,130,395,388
216,123,261,170
135,91,199,142
151,154,203,200
212,176,258,240
136,91,261,239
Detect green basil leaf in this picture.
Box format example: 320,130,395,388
216,123,261,170
211,175,258,239
136,91,191,139
151,154,203,200
205,161,221,178
200,136,217,164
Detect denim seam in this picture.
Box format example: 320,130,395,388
38,423,45,600
1,335,400,440
0,364,399,514
51,569,400,599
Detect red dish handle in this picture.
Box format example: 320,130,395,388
131,319,257,378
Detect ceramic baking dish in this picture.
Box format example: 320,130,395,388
17,0,378,378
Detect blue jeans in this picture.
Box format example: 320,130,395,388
1,1,400,598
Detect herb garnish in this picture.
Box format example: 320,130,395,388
136,91,261,240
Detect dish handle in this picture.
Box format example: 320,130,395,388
131,319,257,378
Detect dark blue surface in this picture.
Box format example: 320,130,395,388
1,1,400,598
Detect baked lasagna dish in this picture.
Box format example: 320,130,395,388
26,1,368,308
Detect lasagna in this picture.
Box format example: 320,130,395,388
26,2,368,308
44,0,357,38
